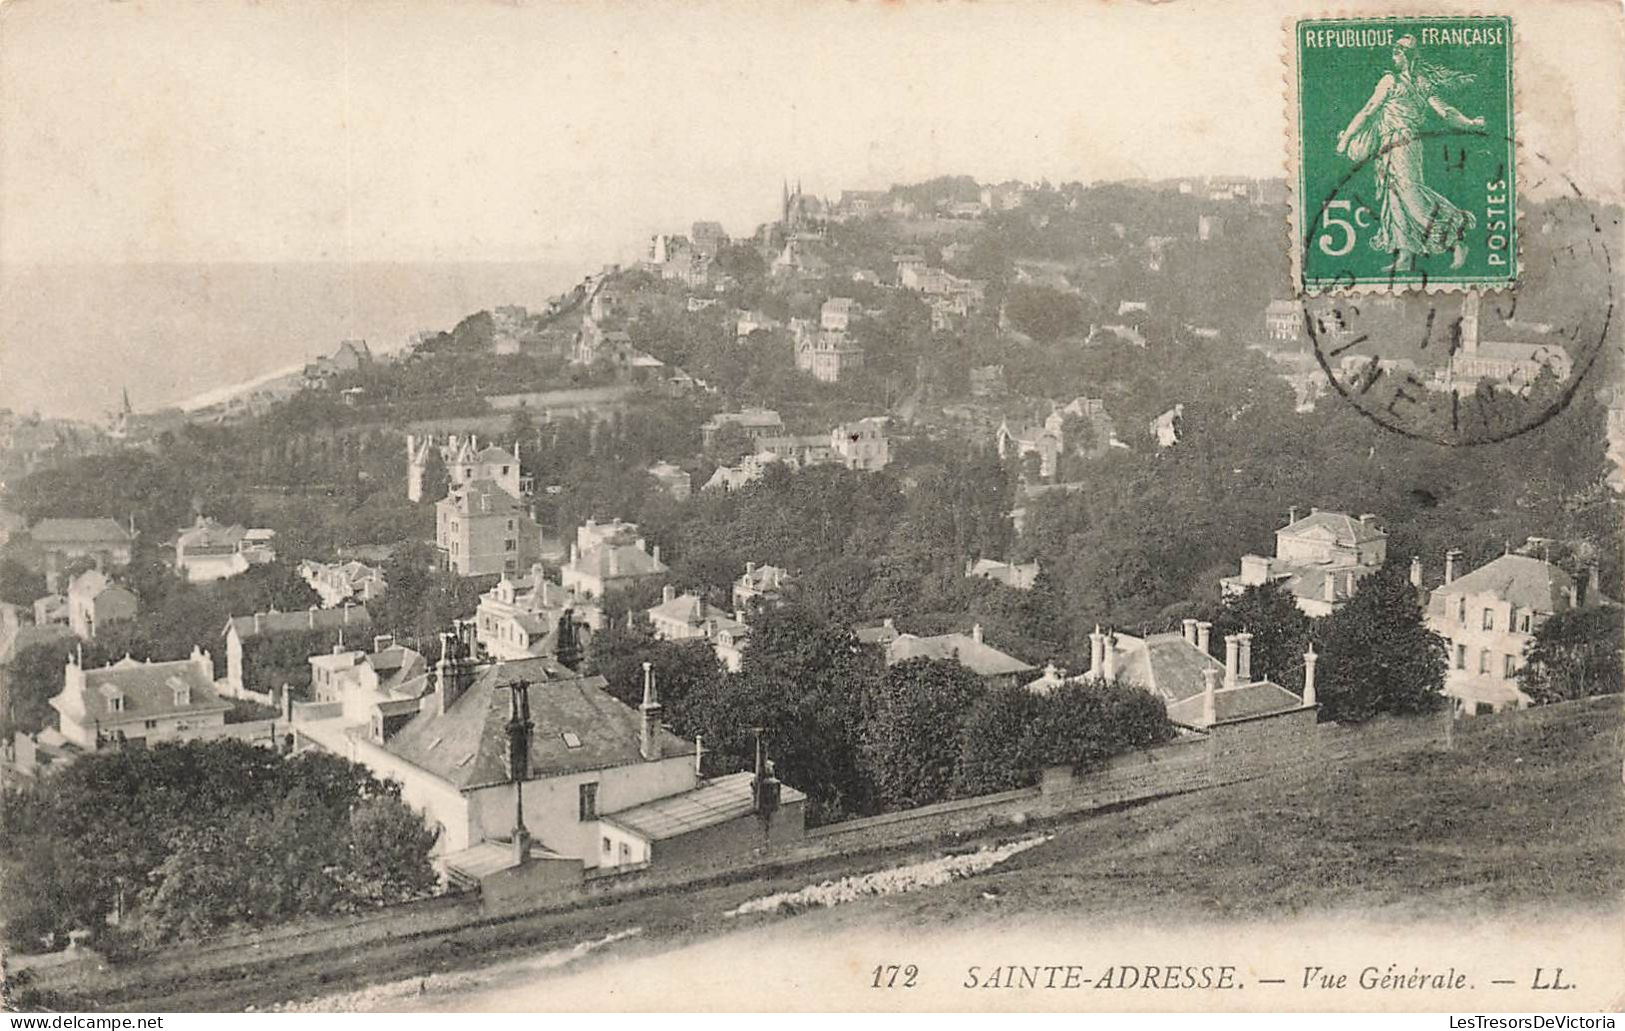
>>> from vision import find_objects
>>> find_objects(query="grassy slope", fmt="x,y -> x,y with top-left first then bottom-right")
834,698 -> 1623,928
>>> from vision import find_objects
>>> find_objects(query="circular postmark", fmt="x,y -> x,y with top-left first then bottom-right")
1302,135 -> 1615,447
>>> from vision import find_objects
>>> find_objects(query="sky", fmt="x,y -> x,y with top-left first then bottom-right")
1,0 -> 1622,268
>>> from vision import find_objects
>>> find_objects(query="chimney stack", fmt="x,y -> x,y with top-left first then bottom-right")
1288,506 -> 1299,525
639,662 -> 662,762
1196,620 -> 1212,654
1444,549 -> 1461,584
652,544 -> 662,565
1223,634 -> 1240,687
1236,631 -> 1252,682
1181,618 -> 1199,647
1102,631 -> 1118,680
1088,626 -> 1105,678
971,623 -> 984,645
1410,555 -> 1423,588
1201,667 -> 1219,727
662,584 -> 676,604
1302,645 -> 1318,707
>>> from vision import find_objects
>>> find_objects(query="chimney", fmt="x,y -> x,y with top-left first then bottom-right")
971,623 -> 984,645
374,634 -> 394,652
1359,513 -> 1378,527
569,542 -> 579,566
434,630 -> 475,715
254,612 -> 264,634
608,549 -> 620,577
662,584 -> 676,604
1236,631 -> 1252,682
734,608 -> 746,625
1196,620 -> 1212,654
342,605 -> 351,625
652,544 -> 662,565
1223,634 -> 1240,687
1302,645 -> 1318,707
1088,625 -> 1105,678
1410,555 -> 1423,588
746,561 -> 756,577
882,617 -> 895,632
1288,506 -> 1299,525
1444,549 -> 1461,584
308,609 -> 316,628
1181,618 -> 1198,647
1102,631 -> 1118,680
1201,667 -> 1219,726
639,662 -> 662,762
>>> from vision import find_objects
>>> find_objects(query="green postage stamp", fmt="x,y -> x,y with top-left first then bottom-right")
1292,16 -> 1516,292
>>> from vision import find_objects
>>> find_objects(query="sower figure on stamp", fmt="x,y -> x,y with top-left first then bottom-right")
1335,34 -> 1487,272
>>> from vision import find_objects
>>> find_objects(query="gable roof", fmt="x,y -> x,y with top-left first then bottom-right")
444,477 -> 525,514
177,518 -> 248,550
31,518 -> 131,546
1278,510 -> 1386,546
647,593 -> 746,635
570,540 -> 667,580
225,605 -> 373,640
381,658 -> 694,790
1436,554 -> 1576,613
1165,679 -> 1304,728
887,632 -> 1035,677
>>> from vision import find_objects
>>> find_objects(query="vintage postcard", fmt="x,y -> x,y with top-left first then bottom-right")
0,0 -> 1621,1019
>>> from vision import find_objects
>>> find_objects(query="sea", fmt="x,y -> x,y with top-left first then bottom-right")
0,260 -> 585,422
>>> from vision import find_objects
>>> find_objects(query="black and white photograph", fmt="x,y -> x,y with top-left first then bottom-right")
0,0 -> 1621,1016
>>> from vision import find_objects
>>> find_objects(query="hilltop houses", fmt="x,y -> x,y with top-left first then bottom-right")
49,649 -> 231,750
303,339 -> 372,389
1222,509 -> 1387,617
830,417 -> 891,471
308,640 -> 429,724
559,519 -> 668,600
476,564 -> 604,661
299,559 -> 389,608
647,461 -> 692,501
702,408 -> 785,449
174,517 -> 277,583
884,624 -> 1036,689
29,518 -> 133,592
436,479 -> 537,577
408,434 -> 526,503
1424,550 -> 1596,714
222,604 -> 374,699
996,398 -> 1114,479
967,558 -> 1040,591
1446,293 -> 1573,393
646,585 -> 752,672
733,563 -> 791,609
66,569 -> 137,640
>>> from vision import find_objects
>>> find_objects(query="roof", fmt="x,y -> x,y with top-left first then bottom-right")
1279,510 -> 1387,545
570,541 -> 666,581
647,593 -> 745,634
177,518 -> 247,550
469,445 -> 517,466
61,656 -> 229,723
704,408 -> 783,430
1435,554 -> 1576,613
603,771 -> 806,842
443,478 -> 525,514
737,564 -> 790,591
1475,340 -> 1572,363
382,658 -> 694,790
440,840 -> 567,880
855,621 -> 899,646
1114,632 -> 1225,704
225,605 -> 373,640
887,632 -> 1036,677
30,518 -> 131,546
1165,679 -> 1305,728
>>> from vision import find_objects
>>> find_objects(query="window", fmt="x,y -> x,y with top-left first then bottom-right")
619,842 -> 631,864
562,731 -> 582,749
602,836 -> 612,854
1478,650 -> 1491,674
1502,654 -> 1517,679
507,519 -> 515,531
1455,644 -> 1466,670
504,539 -> 516,551
1457,597 -> 1467,623
144,719 -> 158,730
1481,608 -> 1494,631
1518,612 -> 1532,633
578,782 -> 598,821
1475,702 -> 1495,716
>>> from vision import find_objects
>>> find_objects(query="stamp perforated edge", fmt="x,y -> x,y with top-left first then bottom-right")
1283,11 -> 1526,297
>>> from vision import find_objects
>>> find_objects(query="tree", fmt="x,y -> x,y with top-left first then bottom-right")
952,682 -> 1047,796
341,796 -> 441,904
419,447 -> 451,504
859,657 -> 984,809
1518,606 -> 1623,705
1029,677 -> 1174,771
0,556 -> 47,607
1316,564 -> 1447,722
1211,582 -> 1312,686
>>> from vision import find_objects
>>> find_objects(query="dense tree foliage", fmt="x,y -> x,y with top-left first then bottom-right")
0,741 -> 436,952
1315,565 -> 1448,722
1518,607 -> 1624,705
